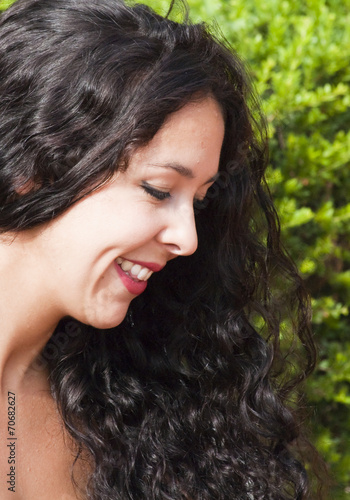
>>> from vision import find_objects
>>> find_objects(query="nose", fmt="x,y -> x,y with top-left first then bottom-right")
158,202 -> 198,257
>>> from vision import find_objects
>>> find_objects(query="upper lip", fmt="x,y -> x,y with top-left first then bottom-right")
119,258 -> 165,273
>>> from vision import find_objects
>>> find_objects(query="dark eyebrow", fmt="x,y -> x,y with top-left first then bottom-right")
147,162 -> 217,185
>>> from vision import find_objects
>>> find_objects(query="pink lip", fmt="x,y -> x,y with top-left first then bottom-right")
114,261 -> 148,295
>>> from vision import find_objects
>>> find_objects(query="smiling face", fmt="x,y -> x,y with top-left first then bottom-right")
30,97 -> 225,328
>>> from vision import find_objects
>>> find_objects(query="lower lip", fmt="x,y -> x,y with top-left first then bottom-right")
114,261 -> 148,295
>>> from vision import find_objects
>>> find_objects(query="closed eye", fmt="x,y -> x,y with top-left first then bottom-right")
141,182 -> 171,201
142,181 -> 206,208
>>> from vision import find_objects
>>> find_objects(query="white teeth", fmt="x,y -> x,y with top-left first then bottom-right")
120,260 -> 133,272
116,257 -> 154,282
145,269 -> 153,280
130,264 -> 142,276
137,267 -> 150,280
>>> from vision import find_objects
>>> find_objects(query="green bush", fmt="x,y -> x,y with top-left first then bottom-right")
0,0 -> 13,9
1,0 -> 349,497
142,1 -> 350,496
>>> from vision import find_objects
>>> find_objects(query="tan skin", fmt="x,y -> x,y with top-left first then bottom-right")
0,98 -> 225,498
0,368 -> 90,500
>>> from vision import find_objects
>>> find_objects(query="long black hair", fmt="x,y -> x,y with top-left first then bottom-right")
0,0 -> 324,498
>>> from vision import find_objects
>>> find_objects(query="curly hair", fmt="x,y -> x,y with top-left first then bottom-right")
0,0 -> 325,498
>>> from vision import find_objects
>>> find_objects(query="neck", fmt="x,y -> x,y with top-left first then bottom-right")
0,231 -> 60,396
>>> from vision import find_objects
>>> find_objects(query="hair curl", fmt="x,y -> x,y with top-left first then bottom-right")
0,0 -> 325,498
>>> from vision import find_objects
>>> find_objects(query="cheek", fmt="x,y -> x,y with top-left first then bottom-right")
110,206 -> 162,245
42,197 -> 161,279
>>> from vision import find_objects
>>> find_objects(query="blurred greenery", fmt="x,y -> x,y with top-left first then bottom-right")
0,0 -> 12,8
1,0 -> 349,497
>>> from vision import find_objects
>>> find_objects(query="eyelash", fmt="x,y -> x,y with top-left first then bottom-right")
141,182 -> 204,205
142,183 -> 171,201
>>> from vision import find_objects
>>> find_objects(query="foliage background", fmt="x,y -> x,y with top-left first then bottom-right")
1,0 -> 349,497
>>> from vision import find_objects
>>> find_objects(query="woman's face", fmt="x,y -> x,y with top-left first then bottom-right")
31,97 -> 225,328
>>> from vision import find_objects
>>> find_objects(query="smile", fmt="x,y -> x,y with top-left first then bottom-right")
114,257 -> 157,296
116,257 -> 153,282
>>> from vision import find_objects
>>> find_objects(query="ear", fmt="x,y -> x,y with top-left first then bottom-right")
14,177 -> 40,196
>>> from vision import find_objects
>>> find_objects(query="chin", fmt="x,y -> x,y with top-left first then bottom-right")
87,314 -> 127,330
85,305 -> 129,330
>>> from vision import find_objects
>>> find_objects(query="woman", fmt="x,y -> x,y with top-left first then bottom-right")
0,0 -> 323,498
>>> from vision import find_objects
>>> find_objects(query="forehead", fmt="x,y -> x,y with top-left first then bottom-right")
127,97 -> 225,181
157,97 -> 224,146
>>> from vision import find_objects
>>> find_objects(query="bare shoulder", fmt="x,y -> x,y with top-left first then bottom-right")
0,373 -> 91,500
